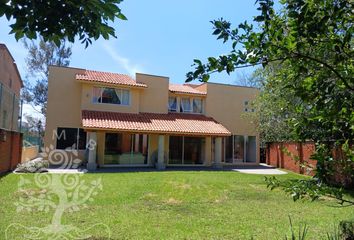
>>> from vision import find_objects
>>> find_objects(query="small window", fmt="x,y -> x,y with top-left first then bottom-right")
244,100 -> 251,112
168,97 -> 177,112
93,87 -> 130,105
181,98 -> 192,112
193,98 -> 203,113
56,128 -> 87,150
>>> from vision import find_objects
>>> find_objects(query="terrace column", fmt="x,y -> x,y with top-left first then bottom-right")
157,135 -> 165,170
214,137 -> 222,169
87,132 -> 97,171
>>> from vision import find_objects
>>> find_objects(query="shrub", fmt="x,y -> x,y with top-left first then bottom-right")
340,220 -> 354,240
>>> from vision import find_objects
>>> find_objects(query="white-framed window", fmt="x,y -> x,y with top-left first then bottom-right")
178,97 -> 203,113
192,98 -> 203,113
93,87 -> 130,105
168,97 -> 177,112
180,98 -> 192,112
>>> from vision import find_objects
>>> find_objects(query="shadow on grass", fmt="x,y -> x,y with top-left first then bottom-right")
90,165 -> 276,174
0,171 -> 10,181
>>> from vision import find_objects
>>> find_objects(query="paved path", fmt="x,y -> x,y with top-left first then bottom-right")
47,168 -> 87,174
92,163 -> 287,174
232,168 -> 287,175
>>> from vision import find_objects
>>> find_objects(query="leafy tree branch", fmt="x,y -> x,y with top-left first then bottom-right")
0,0 -> 127,47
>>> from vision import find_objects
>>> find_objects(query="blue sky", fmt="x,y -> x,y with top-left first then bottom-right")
0,0 -> 261,87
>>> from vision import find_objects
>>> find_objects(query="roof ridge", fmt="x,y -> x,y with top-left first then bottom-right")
81,69 -> 133,78
76,69 -> 147,88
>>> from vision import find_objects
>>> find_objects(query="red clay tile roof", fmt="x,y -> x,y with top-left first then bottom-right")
76,70 -> 147,88
82,110 -> 230,136
169,84 -> 206,95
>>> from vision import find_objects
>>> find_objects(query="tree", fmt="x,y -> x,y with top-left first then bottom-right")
187,0 -> 353,191
235,70 -> 262,88
0,0 -> 127,47
244,64 -> 300,143
22,38 -> 72,115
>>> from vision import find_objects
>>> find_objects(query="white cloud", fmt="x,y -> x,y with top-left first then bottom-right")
101,43 -> 144,77
21,103 -> 45,123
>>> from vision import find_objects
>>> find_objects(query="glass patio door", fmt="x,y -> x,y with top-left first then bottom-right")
104,132 -> 148,165
222,135 -> 256,163
168,136 -> 205,165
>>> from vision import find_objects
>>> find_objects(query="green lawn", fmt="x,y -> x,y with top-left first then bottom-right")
0,171 -> 353,239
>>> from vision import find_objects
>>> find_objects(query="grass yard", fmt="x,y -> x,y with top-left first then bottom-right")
0,171 -> 353,239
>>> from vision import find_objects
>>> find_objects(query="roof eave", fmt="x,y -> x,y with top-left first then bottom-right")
76,79 -> 147,89
169,91 -> 207,96
81,126 -> 231,137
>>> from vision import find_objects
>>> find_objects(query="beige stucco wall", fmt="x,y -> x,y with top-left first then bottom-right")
136,73 -> 169,113
45,66 -> 143,150
44,66 -> 85,149
204,83 -> 260,163
204,83 -> 258,135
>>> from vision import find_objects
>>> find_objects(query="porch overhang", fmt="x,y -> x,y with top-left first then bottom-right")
81,110 -> 231,137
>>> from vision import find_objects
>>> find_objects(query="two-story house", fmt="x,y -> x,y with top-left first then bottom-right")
0,43 -> 23,172
44,66 -> 259,170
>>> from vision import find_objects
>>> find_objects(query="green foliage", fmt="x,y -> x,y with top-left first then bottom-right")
339,220 -> 354,240
311,141 -> 354,188
326,224 -> 341,240
265,176 -> 354,206
284,216 -> 309,240
187,0 -> 354,145
187,0 -> 354,195
0,0 -> 127,47
244,64 -> 301,143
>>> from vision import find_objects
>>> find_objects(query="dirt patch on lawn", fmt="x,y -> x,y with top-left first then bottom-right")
164,197 -> 182,205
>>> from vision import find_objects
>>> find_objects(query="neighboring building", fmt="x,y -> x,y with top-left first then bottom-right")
0,43 -> 23,172
44,66 -> 259,170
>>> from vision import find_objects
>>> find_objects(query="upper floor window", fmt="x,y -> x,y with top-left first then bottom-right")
181,98 -> 192,113
171,97 -> 203,114
192,98 -> 203,113
93,87 -> 130,105
168,97 -> 177,112
244,100 -> 255,112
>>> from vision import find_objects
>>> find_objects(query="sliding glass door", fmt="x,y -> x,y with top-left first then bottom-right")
246,136 -> 257,162
223,135 -> 256,163
233,135 -> 245,163
169,136 -> 183,164
104,132 -> 148,165
168,136 -> 205,165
